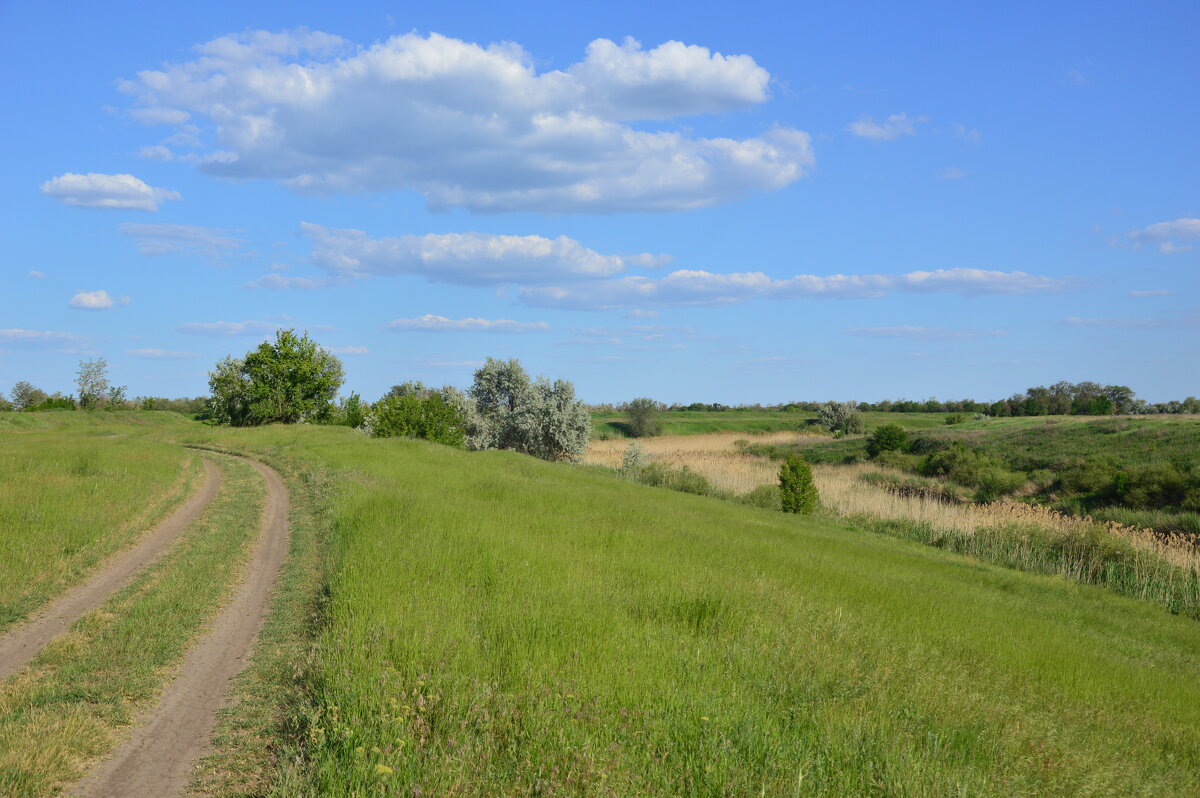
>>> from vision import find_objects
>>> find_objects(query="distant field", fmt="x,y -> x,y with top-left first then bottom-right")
590,409 -> 964,438
180,420 -> 1200,796
0,411 -> 200,632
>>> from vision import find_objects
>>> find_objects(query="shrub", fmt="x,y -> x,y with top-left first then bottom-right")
9,381 -> 47,410
866,424 -> 908,457
944,413 -> 967,425
368,393 -> 466,447
779,455 -> 819,514
874,449 -> 920,472
621,442 -> 648,471
623,397 -> 664,437
739,484 -> 782,510
628,463 -> 714,496
817,401 -> 864,436
469,358 -> 591,461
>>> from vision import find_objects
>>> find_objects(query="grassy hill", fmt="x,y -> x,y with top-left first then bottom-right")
591,409 -> 961,439
182,420 -> 1200,796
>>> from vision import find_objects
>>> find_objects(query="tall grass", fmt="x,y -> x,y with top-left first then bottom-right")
179,423 -> 1200,796
0,418 -> 198,631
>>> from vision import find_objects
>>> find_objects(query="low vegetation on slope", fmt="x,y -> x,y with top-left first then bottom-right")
183,421 -> 1200,797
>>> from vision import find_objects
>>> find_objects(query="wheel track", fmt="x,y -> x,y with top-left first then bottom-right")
0,457 -> 222,682
73,454 -> 290,798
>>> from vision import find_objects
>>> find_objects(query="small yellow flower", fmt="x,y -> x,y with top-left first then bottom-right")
375,764 -> 394,776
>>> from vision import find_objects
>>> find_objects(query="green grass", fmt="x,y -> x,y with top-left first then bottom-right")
591,409 -> 811,438
0,412 -> 201,632
175,422 -> 1200,797
0,452 -> 264,796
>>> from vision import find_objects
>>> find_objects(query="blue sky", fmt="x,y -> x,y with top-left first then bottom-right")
2,0 -> 1196,404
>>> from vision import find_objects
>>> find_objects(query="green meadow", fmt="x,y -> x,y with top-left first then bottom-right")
177,420 -> 1200,797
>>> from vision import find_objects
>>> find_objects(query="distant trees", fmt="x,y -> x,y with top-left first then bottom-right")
10,381 -> 47,410
205,330 -> 344,426
779,456 -> 819,514
817,401 -> 864,436
75,358 -> 126,410
623,397 -> 664,437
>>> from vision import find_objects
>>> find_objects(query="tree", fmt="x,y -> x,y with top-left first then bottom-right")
367,392 -> 465,446
206,330 -> 344,426
469,358 -> 591,461
76,358 -> 114,409
866,424 -> 907,457
624,397 -> 663,437
10,381 -> 47,411
342,393 -> 366,429
779,455 -> 819,514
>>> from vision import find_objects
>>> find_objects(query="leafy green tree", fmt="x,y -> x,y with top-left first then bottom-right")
624,397 -> 663,437
817,401 -> 865,436
866,424 -> 908,457
779,455 -> 819,514
342,393 -> 366,428
205,330 -> 344,426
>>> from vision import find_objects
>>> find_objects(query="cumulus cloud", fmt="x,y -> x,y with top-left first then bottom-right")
177,320 -> 280,336
844,326 -> 1005,340
520,267 -> 1069,310
119,30 -> 810,212
847,113 -> 926,141
69,289 -> 129,310
304,223 -> 670,286
388,314 -> 549,333
41,172 -> 180,211
127,348 -> 199,358
1127,218 -> 1200,254
120,223 -> 241,259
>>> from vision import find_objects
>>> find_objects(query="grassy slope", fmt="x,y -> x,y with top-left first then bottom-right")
0,411 -> 201,632
180,422 -> 1200,797
0,452 -> 263,796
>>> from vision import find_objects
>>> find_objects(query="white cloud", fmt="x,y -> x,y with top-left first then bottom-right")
41,172 -> 180,211
120,223 -> 241,259
1064,315 -> 1198,329
953,124 -> 981,144
245,273 -> 331,290
138,145 -> 175,161
177,320 -> 280,336
388,314 -> 549,333
1129,289 -> 1173,297
1127,218 -> 1200,254
69,289 -> 125,310
938,167 -> 967,180
119,30 -> 810,212
304,223 -> 669,286
520,267 -> 1068,310
28,270 -> 46,278
323,345 -> 369,355
845,326 -> 1005,340
0,328 -> 85,348
127,348 -> 199,358
625,308 -> 660,318
847,113 -> 926,141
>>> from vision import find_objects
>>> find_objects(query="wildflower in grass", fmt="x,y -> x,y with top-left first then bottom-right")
375,764 -> 394,776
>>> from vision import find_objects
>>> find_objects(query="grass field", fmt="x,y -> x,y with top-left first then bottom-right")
0,452 -> 263,795
0,412 -> 201,632
177,421 -> 1200,797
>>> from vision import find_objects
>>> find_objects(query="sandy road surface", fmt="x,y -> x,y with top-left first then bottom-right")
0,458 -> 221,681
74,455 -> 290,798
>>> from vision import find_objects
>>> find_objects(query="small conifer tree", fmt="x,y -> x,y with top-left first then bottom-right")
779,455 -> 819,514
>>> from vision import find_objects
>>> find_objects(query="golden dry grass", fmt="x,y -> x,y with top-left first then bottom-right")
589,433 -> 1200,572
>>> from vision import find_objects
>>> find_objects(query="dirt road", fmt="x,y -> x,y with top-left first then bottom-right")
74,455 -> 290,798
0,457 -> 222,681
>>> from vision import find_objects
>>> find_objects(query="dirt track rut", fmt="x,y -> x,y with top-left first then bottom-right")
74,455 -> 290,798
0,458 -> 222,681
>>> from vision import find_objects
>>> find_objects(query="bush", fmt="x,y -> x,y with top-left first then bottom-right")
627,463 -> 715,496
623,397 -> 664,438
866,424 -> 907,457
874,449 -> 920,472
817,401 -> 864,436
779,456 -> 819,514
367,393 -> 466,447
469,358 -> 591,461
206,330 -> 344,426
621,442 -> 648,471
739,484 -> 781,510
944,413 -> 967,425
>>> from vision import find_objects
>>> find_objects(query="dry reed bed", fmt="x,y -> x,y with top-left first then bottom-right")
587,433 -> 1200,572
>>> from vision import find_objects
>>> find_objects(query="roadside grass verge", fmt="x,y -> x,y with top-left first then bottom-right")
0,454 -> 263,796
180,424 -> 1200,796
0,421 -> 199,633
